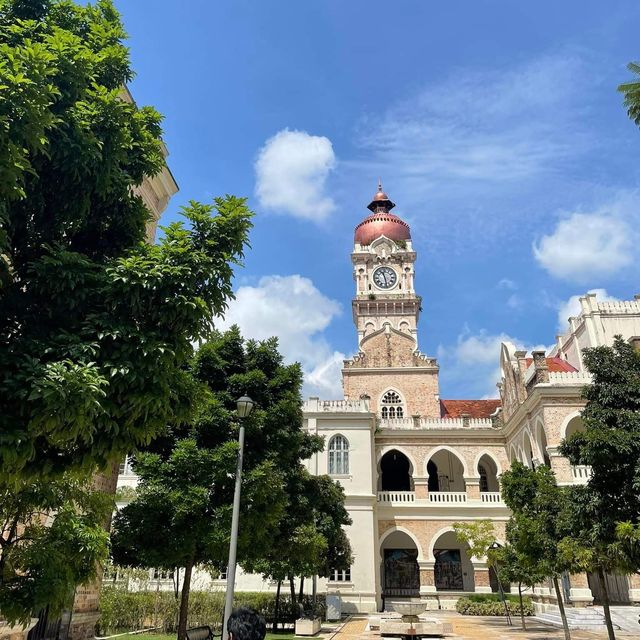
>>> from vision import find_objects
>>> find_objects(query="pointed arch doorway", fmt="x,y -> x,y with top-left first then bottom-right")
380,530 -> 420,599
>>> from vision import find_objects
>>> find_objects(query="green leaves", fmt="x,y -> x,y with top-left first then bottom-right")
619,62 -> 640,127
0,474 -> 112,625
557,336 -> 640,579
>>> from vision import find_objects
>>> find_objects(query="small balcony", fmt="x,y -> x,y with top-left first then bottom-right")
428,491 -> 467,503
377,491 -> 416,504
480,491 -> 502,503
376,490 -> 503,506
571,464 -> 592,484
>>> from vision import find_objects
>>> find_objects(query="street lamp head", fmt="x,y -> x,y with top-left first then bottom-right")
489,541 -> 503,551
236,396 -> 254,418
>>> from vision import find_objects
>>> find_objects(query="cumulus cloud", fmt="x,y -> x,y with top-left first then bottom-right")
255,129 -> 336,220
556,288 -> 619,332
216,275 -> 345,397
438,328 -> 551,399
533,213 -> 634,283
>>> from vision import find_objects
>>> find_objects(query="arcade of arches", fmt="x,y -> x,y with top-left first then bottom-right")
379,526 -> 499,599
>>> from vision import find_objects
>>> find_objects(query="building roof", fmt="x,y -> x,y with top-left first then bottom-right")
440,399 -> 501,419
354,182 -> 411,246
524,356 -> 577,372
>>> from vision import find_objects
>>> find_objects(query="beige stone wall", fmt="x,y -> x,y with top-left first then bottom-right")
377,519 -> 506,562
344,369 -> 440,418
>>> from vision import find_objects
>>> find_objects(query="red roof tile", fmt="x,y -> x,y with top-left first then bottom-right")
524,356 -> 577,373
440,399 -> 501,419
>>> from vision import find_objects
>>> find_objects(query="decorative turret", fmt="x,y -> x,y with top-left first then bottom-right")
354,180 -> 411,246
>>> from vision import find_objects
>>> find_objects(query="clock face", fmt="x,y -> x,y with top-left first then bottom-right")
373,266 -> 397,289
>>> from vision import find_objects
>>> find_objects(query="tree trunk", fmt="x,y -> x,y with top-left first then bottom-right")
299,576 -> 305,602
289,575 -> 296,606
597,567 -> 616,640
177,558 -> 194,640
273,580 -> 282,632
518,582 -> 526,631
552,576 -> 571,640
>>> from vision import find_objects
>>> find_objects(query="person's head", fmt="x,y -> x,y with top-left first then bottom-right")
227,607 -> 266,640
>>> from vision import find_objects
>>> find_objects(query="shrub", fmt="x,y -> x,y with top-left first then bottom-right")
97,588 -> 326,634
455,595 -> 534,616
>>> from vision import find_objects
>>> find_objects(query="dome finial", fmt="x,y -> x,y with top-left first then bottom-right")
367,179 -> 395,212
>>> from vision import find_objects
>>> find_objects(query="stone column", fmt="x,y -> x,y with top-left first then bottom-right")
69,459 -> 121,640
472,562 -> 493,594
418,561 -> 437,595
546,447 -> 573,485
569,573 -> 593,607
465,478 -> 480,501
629,573 -> 640,602
532,350 -> 550,384
414,477 -> 428,500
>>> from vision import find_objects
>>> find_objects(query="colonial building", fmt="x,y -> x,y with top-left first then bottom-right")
116,183 -> 640,615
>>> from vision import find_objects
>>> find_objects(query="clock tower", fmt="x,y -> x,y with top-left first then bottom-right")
342,183 -> 441,418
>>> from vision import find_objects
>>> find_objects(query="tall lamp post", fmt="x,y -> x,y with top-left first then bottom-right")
222,395 -> 255,640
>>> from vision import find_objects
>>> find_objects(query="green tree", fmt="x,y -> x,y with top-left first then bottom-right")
453,521 -> 520,625
247,469 -> 352,629
0,476 -> 111,624
501,462 -> 575,640
111,328 -> 324,640
619,62 -> 640,126
0,0 -> 251,622
496,529 -> 549,630
0,0 -> 252,479
559,336 -> 640,640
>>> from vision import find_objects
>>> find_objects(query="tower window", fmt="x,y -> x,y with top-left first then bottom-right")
381,391 -> 404,419
328,435 -> 349,475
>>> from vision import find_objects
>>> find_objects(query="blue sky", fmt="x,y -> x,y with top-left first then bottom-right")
116,0 -> 640,399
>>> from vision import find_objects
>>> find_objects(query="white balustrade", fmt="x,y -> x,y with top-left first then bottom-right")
377,491 -> 416,503
428,491 -> 467,503
480,492 -> 502,503
303,398 -> 370,412
378,417 -> 494,430
571,465 -> 592,483
548,371 -> 593,384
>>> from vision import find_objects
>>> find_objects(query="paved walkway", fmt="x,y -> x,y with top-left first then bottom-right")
328,613 -> 638,640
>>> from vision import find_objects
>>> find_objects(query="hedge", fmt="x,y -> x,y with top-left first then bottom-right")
98,589 -> 326,634
455,594 -> 534,616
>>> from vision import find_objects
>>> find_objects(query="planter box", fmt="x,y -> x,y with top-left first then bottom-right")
295,617 -> 321,636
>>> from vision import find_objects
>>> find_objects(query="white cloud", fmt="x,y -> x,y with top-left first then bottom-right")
556,288 -> 619,332
498,278 -> 517,290
353,52 -> 587,189
254,129 -> 336,220
438,328 -> 552,399
216,275 -> 344,397
533,212 -> 634,283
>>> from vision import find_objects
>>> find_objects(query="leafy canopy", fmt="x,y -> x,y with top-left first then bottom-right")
111,326 -> 325,574
559,336 -> 640,574
0,475 -> 111,624
0,0 -> 253,477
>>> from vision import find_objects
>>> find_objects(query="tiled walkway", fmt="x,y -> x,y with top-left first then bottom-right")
328,613 -> 638,640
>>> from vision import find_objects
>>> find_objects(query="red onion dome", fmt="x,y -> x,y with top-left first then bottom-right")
354,181 -> 411,246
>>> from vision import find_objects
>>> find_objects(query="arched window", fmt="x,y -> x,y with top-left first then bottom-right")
328,435 -> 349,475
479,465 -> 489,492
381,391 -> 404,419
